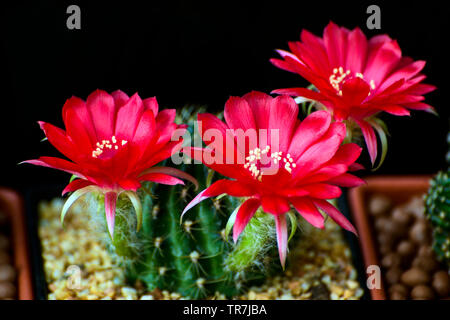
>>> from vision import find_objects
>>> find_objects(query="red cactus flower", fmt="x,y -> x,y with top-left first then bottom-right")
270,22 -> 436,165
23,89 -> 196,238
182,91 -> 364,267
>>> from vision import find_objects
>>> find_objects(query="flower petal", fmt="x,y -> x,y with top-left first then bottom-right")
104,192 -> 118,239
182,179 -> 254,218
118,179 -> 141,191
224,96 -> 256,131
111,90 -> 130,108
380,105 -> 411,116
323,21 -> 348,68
61,185 -> 98,227
115,93 -> 144,140
155,109 -> 176,145
313,199 -> 357,235
288,110 -> 332,161
38,121 -> 78,161
86,89 -> 117,140
139,166 -> 198,190
364,38 -> 402,85
356,119 -> 377,165
326,143 -> 362,167
345,27 -> 368,73
261,196 -> 290,215
233,198 -> 261,243
268,95 -> 299,152
327,173 -> 365,187
62,96 -> 97,146
143,97 -> 158,116
139,173 -> 185,186
290,197 -> 324,229
298,164 -> 348,185
341,77 -> 370,106
132,109 -> 156,152
63,99 -> 96,152
62,179 -> 94,196
299,184 -> 342,199
123,191 -> 143,232
21,157 -> 87,179
271,88 -> 327,102
293,122 -> 346,177
182,147 -> 251,181
242,91 -> 273,130
274,214 -> 288,269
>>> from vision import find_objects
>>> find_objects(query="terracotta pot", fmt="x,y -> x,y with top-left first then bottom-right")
0,187 -> 34,300
347,175 -> 432,300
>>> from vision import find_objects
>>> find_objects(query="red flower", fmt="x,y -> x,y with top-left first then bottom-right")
23,89 -> 195,238
270,22 -> 436,165
182,91 -> 364,267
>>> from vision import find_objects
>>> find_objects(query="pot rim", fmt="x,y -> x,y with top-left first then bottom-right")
348,174 -> 432,300
0,187 -> 34,300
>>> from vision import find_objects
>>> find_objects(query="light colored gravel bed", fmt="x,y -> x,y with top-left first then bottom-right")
38,198 -> 363,300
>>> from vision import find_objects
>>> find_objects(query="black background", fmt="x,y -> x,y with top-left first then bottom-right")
1,0 -> 448,193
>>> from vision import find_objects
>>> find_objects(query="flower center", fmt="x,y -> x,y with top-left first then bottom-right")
329,67 -> 375,96
91,135 -> 128,158
243,146 -> 296,181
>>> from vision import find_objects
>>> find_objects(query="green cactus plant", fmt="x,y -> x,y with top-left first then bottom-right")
425,132 -> 450,268
91,106 -> 284,298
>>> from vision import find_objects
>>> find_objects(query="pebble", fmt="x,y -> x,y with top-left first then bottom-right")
386,268 -> 402,285
411,285 -> 434,300
412,256 -> 439,273
389,283 -> 408,296
0,282 -> 16,299
432,271 -> 450,297
397,240 -> 415,258
390,290 -> 407,300
418,246 -> 434,258
369,195 -> 391,216
0,265 -> 15,283
391,208 -> 412,226
401,268 -> 430,287
409,222 -> 430,244
381,253 -> 401,269
370,194 -> 450,300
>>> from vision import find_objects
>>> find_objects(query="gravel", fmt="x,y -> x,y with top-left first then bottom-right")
39,198 -> 363,300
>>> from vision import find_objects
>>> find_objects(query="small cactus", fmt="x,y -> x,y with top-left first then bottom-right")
425,132 -> 450,268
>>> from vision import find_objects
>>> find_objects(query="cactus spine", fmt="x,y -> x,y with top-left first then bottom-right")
425,132 -> 450,268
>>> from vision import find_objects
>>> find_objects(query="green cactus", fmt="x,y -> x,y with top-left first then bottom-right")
91,106 -> 284,298
425,132 -> 450,268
